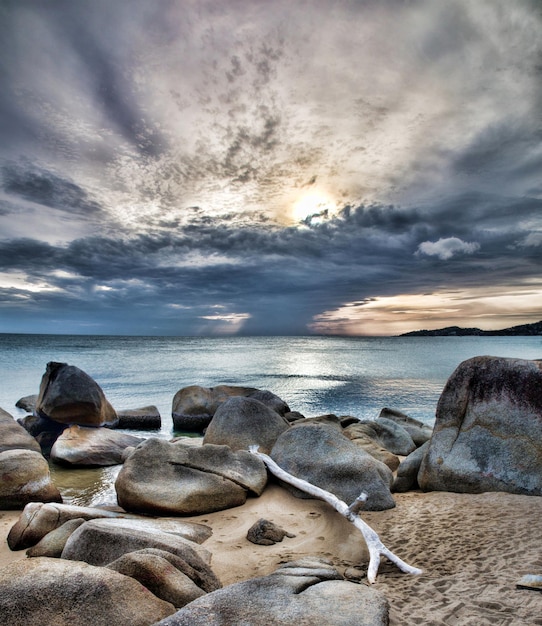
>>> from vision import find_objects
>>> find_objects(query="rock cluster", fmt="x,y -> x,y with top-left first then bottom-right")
0,408 -> 61,508
3,501 -> 219,624
3,354 -> 542,624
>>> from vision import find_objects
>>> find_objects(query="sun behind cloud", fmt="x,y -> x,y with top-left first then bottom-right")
291,189 -> 338,223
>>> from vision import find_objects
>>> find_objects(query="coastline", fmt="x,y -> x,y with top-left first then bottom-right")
2,486 -> 542,625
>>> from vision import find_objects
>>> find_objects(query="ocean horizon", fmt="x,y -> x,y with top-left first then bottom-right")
2,333 -> 541,430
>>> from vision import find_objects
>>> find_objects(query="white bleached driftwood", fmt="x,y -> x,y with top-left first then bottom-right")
249,445 -> 423,584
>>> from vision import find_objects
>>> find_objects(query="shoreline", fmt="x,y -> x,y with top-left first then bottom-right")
2,486 -> 542,624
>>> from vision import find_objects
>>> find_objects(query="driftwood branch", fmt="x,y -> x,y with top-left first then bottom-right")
249,446 -> 423,584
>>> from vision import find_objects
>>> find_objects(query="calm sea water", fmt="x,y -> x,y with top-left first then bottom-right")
1,334 -> 540,505
2,334 -> 541,427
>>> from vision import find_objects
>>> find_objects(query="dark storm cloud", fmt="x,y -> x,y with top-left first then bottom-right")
0,0 -> 541,334
1,162 -> 102,215
1,197 -> 539,333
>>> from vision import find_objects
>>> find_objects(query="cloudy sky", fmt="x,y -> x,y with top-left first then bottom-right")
1,0 -> 541,336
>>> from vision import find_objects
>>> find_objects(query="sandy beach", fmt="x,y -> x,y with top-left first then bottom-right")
2,484 -> 541,625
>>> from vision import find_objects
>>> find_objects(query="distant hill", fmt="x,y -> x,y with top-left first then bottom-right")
400,320 -> 542,337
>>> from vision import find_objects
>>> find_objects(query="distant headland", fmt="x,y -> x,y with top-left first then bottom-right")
400,320 -> 542,337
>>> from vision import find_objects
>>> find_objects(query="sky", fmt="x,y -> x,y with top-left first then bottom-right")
0,0 -> 541,336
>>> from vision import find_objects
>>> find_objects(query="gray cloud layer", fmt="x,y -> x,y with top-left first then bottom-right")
0,0 -> 541,334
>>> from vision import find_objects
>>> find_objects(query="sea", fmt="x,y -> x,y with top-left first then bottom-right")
1,334 -> 541,506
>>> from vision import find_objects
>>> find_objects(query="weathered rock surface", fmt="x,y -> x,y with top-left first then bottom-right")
8,501 -> 138,550
203,396 -> 291,454
26,518 -> 86,557
418,356 -> 542,494
116,438 -> 267,515
0,556 -> 175,626
8,501 -> 213,551
15,394 -> 38,413
153,557 -> 389,626
107,549 -> 209,607
61,519 -> 220,590
392,441 -> 430,493
16,413 -> 66,456
271,421 -> 395,511
246,518 -> 296,545
378,407 -> 433,446
172,384 -> 289,432
352,419 -> 416,456
0,407 -> 41,453
342,424 -> 400,471
114,405 -> 161,429
50,424 -> 144,466
0,449 -> 62,509
36,361 -> 117,427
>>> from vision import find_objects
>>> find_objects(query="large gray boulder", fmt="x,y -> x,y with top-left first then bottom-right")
418,356 -> 542,494
107,549 -> 209,607
0,557 -> 175,626
116,438 -> 267,515
36,361 -> 117,427
61,519 -> 220,592
271,422 -> 395,511
378,408 -> 433,446
153,557 -> 389,626
350,419 -> 416,456
0,449 -> 62,509
203,396 -> 291,454
0,407 -> 41,453
172,384 -> 289,432
50,424 -> 144,466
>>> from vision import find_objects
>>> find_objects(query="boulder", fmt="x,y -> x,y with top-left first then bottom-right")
78,517 -> 213,545
270,422 -> 395,511
26,518 -> 86,557
342,424 -> 400,471
61,519 -> 220,591
107,549 -> 208,607
172,384 -> 289,432
116,438 -> 267,515
378,408 -> 433,446
418,356 -> 542,495
153,557 -> 389,626
8,501 -> 213,551
50,424 -> 144,466
114,405 -> 161,429
246,518 -> 296,545
0,407 -> 41,453
353,419 -> 416,456
392,441 -> 430,493
15,394 -> 38,413
16,413 -> 66,456
203,396 -> 291,454
36,361 -> 117,427
8,502 -> 140,550
0,449 -> 62,509
0,557 -> 175,626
